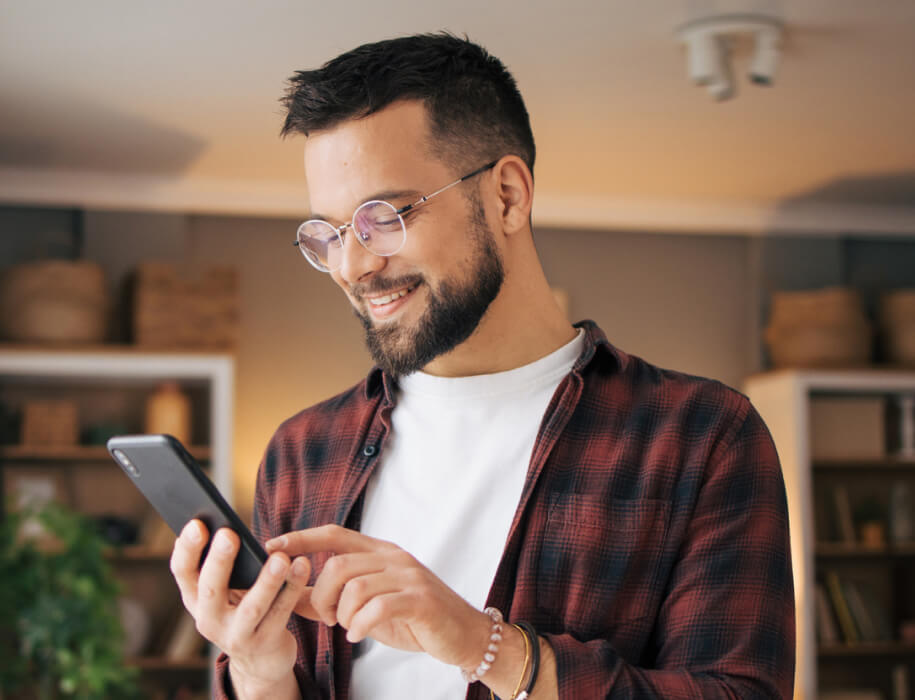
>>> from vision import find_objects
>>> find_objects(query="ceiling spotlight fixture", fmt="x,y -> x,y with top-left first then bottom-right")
677,14 -> 784,101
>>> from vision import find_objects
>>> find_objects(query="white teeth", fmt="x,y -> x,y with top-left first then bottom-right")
369,286 -> 413,306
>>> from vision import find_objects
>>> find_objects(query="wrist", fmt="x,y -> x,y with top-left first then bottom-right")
459,607 -> 504,682
229,659 -> 299,700
459,610 -> 538,700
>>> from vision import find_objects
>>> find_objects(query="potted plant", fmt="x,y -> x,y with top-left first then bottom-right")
0,502 -> 140,699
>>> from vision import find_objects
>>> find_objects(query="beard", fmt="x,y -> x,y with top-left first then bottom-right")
352,196 -> 504,377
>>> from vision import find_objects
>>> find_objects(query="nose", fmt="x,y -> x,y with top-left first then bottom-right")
337,229 -> 386,286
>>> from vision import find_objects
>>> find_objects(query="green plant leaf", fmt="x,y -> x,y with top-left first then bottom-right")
0,500 -> 141,699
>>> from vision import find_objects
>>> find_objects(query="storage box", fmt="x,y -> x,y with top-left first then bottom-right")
765,287 -> 872,369
132,263 -> 238,350
810,397 -> 886,460
879,290 -> 915,366
0,260 -> 108,344
20,400 -> 79,446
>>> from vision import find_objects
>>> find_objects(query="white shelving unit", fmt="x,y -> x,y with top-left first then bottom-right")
0,348 -> 234,495
0,346 -> 235,695
745,368 -> 915,700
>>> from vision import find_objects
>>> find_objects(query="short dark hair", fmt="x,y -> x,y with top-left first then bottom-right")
280,33 -> 535,177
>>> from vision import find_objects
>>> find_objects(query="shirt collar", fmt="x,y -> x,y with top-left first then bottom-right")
363,319 -> 621,401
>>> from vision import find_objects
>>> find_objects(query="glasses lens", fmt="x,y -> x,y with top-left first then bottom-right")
297,220 -> 343,271
353,201 -> 406,257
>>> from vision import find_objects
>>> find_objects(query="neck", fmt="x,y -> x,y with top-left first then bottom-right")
422,244 -> 576,378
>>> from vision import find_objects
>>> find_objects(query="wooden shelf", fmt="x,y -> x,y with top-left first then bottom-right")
813,457 -> 915,472
816,542 -> 915,558
818,641 -> 915,658
0,343 -> 233,357
105,545 -> 173,562
127,656 -> 210,671
0,444 -> 211,462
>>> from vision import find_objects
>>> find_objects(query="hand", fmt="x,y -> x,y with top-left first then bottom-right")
266,524 -> 490,671
169,519 -> 311,694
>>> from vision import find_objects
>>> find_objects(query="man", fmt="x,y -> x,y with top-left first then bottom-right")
170,34 -> 794,699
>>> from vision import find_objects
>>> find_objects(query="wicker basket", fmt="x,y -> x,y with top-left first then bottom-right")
132,263 -> 238,349
765,287 -> 872,368
768,287 -> 867,328
879,290 -> 915,366
21,400 -> 79,445
0,261 -> 108,344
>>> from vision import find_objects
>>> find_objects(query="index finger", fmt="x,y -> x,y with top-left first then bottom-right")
265,524 -> 395,557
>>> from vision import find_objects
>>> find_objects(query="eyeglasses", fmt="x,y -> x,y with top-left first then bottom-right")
294,159 -> 498,272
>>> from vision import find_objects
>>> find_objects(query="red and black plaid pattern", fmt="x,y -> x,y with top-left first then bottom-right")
215,320 -> 794,699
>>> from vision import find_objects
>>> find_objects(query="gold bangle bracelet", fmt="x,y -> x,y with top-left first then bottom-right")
510,623 -> 531,700
487,623 -> 531,700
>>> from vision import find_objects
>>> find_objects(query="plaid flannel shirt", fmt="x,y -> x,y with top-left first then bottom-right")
214,320 -> 794,699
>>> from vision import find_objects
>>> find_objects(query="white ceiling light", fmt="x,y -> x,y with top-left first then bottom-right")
677,14 -> 784,100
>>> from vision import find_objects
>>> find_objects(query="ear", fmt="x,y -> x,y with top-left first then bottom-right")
491,156 -> 533,236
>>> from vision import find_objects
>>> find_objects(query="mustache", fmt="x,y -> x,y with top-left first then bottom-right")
349,274 -> 424,300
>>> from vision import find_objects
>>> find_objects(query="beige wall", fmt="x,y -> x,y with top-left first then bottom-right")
535,227 -> 751,385
190,216 -> 371,520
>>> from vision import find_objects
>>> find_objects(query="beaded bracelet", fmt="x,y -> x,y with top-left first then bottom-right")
461,606 -> 504,684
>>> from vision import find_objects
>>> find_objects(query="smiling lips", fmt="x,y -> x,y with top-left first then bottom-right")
365,284 -> 418,318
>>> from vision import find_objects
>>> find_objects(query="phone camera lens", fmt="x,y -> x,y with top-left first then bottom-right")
113,449 -> 140,477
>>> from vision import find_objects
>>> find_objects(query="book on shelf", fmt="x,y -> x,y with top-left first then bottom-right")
832,485 -> 857,544
821,572 -> 893,646
893,664 -> 909,700
825,570 -> 859,644
842,579 -> 879,642
815,582 -> 840,644
854,581 -> 893,641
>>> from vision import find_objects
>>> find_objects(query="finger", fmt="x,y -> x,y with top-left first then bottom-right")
293,587 -> 320,622
311,552 -> 388,626
335,571 -> 401,635
230,551 -> 291,639
170,519 -> 208,613
256,556 -> 315,633
265,523 -> 396,557
195,527 -> 238,627
346,591 -> 414,644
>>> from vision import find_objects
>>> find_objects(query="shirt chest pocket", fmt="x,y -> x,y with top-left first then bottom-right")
536,493 -> 671,643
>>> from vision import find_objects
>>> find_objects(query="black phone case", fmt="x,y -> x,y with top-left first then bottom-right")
106,434 -> 266,589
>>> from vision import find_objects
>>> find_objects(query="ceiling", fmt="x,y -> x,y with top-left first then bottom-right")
1,0 -> 914,234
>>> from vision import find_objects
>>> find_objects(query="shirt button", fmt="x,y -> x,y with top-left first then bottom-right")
363,444 -> 376,457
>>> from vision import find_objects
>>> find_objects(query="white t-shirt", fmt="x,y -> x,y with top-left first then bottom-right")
350,330 -> 584,699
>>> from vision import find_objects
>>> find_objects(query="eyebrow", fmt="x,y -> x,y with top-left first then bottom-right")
309,188 -> 424,223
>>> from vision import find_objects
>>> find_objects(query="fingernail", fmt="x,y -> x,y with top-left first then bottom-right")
184,522 -> 202,543
270,556 -> 286,575
216,533 -> 233,553
269,535 -> 288,549
292,558 -> 308,577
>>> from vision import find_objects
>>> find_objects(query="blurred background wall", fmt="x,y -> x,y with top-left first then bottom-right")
4,208 -> 915,516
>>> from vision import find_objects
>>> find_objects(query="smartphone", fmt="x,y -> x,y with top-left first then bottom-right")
106,434 -> 267,589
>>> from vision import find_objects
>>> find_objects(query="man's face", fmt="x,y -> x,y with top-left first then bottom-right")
303,101 -> 504,376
